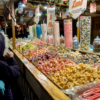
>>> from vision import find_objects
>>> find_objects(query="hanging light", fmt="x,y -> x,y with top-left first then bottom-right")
22,4 -> 26,7
44,6 -> 47,9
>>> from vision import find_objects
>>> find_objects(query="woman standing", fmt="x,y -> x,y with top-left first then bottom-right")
0,31 -> 20,100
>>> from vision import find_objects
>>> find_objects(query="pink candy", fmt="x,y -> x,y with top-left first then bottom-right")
64,22 -> 73,48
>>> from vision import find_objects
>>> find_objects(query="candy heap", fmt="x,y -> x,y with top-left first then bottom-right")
20,43 -> 37,51
48,63 -> 100,89
38,58 -> 76,75
38,51 -> 58,64
79,85 -> 100,100
24,48 -> 48,60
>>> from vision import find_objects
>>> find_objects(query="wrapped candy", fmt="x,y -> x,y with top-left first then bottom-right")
47,34 -> 54,44
80,16 -> 91,51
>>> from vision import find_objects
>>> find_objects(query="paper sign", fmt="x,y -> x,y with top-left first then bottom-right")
35,6 -> 39,24
69,0 -> 87,19
23,0 -> 27,4
62,12 -> 67,19
47,5 -> 55,34
90,2 -> 96,13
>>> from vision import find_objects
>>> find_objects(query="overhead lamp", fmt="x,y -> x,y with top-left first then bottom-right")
38,13 -> 41,16
44,6 -> 47,9
22,4 -> 26,7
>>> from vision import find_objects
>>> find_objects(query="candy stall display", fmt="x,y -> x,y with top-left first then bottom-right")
55,45 -> 70,55
64,19 -> 73,48
30,38 -> 41,45
24,48 -> 48,61
80,16 -> 91,51
36,25 -> 42,39
93,36 -> 100,53
41,24 -> 47,42
73,35 -> 79,49
38,57 -> 76,75
32,25 -> 37,38
48,63 -> 100,90
29,25 -> 37,38
66,51 -> 100,65
53,21 -> 60,45
9,38 -> 18,44
19,43 -> 37,52
34,51 -> 58,65
47,34 -> 54,44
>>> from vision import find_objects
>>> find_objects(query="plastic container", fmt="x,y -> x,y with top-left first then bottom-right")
93,36 -> 100,53
73,35 -> 79,49
80,16 -> 91,51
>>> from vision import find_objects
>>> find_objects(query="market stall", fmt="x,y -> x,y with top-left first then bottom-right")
5,0 -> 100,100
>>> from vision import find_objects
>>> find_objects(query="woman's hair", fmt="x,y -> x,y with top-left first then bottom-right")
0,32 -> 8,57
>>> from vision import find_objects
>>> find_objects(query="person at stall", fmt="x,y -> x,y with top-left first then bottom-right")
16,25 -> 22,38
0,31 -> 20,100
7,25 -> 12,39
21,23 -> 29,38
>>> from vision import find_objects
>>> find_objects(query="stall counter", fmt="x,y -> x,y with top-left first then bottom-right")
9,44 -> 70,100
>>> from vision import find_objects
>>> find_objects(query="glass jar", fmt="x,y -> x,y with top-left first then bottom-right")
73,35 -> 79,49
93,36 -> 100,53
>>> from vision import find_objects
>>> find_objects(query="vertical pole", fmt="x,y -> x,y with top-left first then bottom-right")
11,0 -> 16,49
77,17 -> 80,41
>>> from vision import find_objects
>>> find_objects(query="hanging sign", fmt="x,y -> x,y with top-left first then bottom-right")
69,0 -> 87,19
18,2 -> 23,14
23,0 -> 27,4
47,5 -> 55,34
62,12 -> 67,19
35,6 -> 39,24
90,2 -> 96,13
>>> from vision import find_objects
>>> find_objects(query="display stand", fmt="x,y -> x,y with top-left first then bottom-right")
9,43 -> 70,100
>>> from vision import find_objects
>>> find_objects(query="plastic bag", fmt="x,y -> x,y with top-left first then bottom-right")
61,81 -> 100,100
47,34 -> 54,44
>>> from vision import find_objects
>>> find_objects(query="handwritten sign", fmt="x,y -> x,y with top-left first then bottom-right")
47,6 -> 55,34
90,2 -> 96,13
69,0 -> 87,19
23,0 -> 27,4
35,6 -> 39,24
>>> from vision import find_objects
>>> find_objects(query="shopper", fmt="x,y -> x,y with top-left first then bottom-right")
0,32 -> 20,100
21,24 -> 29,38
15,25 -> 22,38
